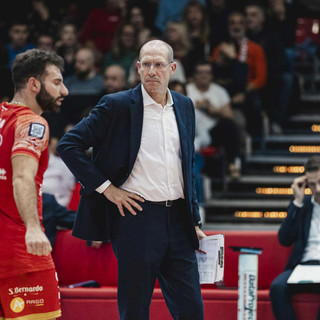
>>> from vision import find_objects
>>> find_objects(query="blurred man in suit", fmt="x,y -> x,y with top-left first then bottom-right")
270,156 -> 320,320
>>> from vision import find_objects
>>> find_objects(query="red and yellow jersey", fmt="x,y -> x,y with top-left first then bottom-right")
0,102 -> 54,279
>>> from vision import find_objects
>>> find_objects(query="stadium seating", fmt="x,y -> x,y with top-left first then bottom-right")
52,229 -> 320,320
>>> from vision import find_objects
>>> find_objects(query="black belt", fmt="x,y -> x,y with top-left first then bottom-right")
145,199 -> 182,207
301,260 -> 320,265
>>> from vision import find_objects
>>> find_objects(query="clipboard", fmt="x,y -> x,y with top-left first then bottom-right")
287,264 -> 320,284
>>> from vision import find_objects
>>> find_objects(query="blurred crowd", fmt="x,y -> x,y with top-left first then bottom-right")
1,0 -> 320,214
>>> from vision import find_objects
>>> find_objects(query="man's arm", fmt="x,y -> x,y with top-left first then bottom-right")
12,155 -> 52,256
56,102 -> 112,195
278,175 -> 307,246
189,97 -> 206,240
57,95 -> 145,215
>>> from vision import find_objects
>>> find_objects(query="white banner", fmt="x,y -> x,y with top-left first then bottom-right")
237,254 -> 258,320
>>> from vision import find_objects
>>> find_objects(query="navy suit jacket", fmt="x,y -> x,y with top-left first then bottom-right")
57,84 -> 201,249
278,195 -> 314,270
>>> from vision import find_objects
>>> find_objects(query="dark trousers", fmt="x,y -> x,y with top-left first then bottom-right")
233,91 -> 264,145
210,117 -> 242,165
112,199 -> 204,320
262,72 -> 294,125
270,261 -> 320,320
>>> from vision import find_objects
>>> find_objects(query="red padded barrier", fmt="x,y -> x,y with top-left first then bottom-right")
204,230 -> 292,289
53,230 -> 118,287
53,229 -> 320,320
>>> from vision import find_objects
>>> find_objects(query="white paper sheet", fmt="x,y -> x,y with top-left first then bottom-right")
287,264 -> 320,284
196,234 -> 224,284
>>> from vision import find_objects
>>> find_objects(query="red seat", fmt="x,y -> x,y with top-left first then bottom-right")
295,17 -> 320,44
199,146 -> 219,157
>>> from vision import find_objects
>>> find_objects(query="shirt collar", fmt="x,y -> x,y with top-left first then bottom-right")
311,196 -> 320,207
141,84 -> 173,108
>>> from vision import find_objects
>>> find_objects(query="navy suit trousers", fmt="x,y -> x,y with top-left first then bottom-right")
270,261 -> 320,320
111,199 -> 204,320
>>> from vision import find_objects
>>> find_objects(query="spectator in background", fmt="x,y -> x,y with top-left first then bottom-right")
79,0 -> 125,55
101,64 -> 127,96
56,1 -> 86,31
211,11 -> 266,140
270,156 -> 320,320
268,0 -> 297,68
26,0 -> 59,44
186,60 -> 242,178
182,1 -> 211,63
245,1 -> 294,135
60,46 -> 103,127
212,42 -> 248,99
55,22 -> 81,78
36,33 -> 55,51
211,43 -> 248,133
0,43 -> 14,102
5,20 -> 35,69
43,135 -> 77,208
154,0 -> 206,34
126,6 -> 152,47
169,79 -> 207,221
206,0 -> 231,51
102,22 -> 139,77
64,46 -> 104,96
165,21 -> 193,79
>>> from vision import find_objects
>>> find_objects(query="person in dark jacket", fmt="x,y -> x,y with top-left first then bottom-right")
245,2 -> 294,134
42,193 -> 76,246
270,156 -> 320,320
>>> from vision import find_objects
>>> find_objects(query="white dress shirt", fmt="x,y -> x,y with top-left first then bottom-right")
301,197 -> 320,262
96,85 -> 184,201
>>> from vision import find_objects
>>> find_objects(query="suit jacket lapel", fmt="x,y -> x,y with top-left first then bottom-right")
172,93 -> 188,173
304,198 -> 314,244
129,84 -> 144,172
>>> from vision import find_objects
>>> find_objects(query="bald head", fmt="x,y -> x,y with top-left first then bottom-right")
76,47 -> 95,63
103,64 -> 126,93
139,40 -> 174,63
74,47 -> 96,77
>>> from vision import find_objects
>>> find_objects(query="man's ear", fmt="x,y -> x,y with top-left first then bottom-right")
170,62 -> 177,75
136,61 -> 142,75
28,77 -> 41,94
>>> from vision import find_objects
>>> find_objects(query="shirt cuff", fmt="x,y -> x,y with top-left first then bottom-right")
293,199 -> 304,208
194,220 -> 202,228
96,180 -> 111,194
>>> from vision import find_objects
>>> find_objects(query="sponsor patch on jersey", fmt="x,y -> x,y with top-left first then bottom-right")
28,123 -> 45,139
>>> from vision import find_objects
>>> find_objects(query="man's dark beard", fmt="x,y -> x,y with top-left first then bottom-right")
36,83 -> 60,113
76,69 -> 91,79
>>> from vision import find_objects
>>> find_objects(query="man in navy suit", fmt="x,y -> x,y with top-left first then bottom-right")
270,156 -> 320,320
57,40 -> 206,320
